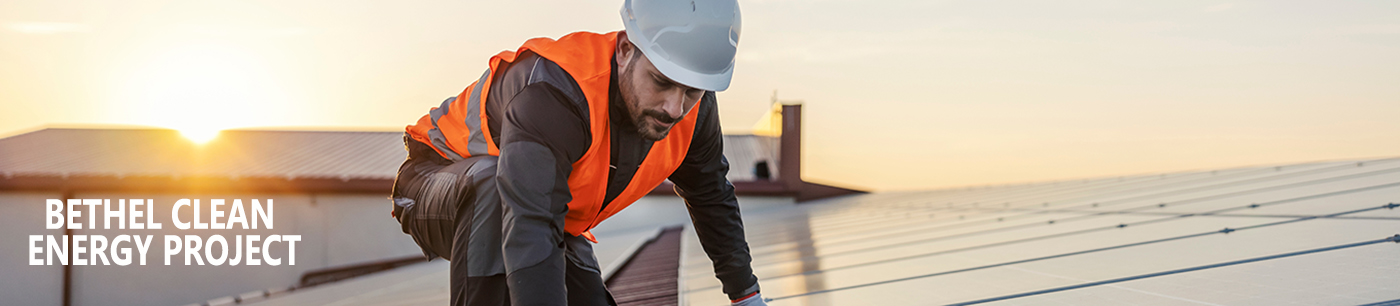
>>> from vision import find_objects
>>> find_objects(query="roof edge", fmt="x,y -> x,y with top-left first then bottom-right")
0,174 -> 392,194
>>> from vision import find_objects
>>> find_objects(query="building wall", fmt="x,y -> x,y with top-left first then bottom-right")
0,191 -> 421,306
1,191 -> 789,306
0,191 -> 66,306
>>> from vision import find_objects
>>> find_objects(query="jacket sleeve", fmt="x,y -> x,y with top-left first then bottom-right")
496,82 -> 590,305
669,92 -> 761,300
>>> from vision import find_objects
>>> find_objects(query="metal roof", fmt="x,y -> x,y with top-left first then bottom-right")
722,135 -> 779,182
0,128 -> 406,181
606,227 -> 684,306
681,157 -> 1400,305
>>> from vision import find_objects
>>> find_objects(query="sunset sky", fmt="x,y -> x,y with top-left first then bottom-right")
2,0 -> 1398,190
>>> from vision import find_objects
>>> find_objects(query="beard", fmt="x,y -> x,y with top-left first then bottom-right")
633,109 -> 676,141
618,66 -> 677,141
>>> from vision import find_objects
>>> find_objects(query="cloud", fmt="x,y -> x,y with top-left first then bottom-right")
1204,3 -> 1234,13
6,22 -> 91,35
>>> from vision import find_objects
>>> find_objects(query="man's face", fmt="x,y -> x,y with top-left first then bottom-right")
617,39 -> 704,141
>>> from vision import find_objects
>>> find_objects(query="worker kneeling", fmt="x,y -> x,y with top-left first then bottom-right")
390,0 -> 764,305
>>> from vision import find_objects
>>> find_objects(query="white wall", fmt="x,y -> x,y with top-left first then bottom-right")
0,192 -> 66,306
0,191 -> 421,306
1,192 -> 789,306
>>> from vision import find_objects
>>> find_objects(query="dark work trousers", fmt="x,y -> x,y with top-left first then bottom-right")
392,144 -> 617,306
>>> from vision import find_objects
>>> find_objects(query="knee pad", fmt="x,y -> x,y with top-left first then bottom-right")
392,156 -> 499,261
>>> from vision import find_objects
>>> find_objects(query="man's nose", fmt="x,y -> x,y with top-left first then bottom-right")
660,90 -> 685,119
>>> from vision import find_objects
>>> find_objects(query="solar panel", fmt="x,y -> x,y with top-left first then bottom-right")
681,158 -> 1400,306
983,239 -> 1400,306
237,158 -> 1397,305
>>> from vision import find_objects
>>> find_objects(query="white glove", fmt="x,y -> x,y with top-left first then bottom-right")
731,292 -> 767,306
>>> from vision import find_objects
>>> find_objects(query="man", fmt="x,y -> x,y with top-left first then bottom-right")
390,0 -> 765,305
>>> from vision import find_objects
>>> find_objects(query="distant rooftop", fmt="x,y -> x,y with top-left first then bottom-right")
0,128 -> 403,193
0,128 -> 403,181
0,127 -> 846,196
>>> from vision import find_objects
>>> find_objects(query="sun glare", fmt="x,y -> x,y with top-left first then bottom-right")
180,128 -> 222,144
116,41 -> 290,141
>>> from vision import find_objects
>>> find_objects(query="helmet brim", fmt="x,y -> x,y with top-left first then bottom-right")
620,0 -> 737,92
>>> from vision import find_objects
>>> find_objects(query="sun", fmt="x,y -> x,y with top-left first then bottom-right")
117,41 -> 288,143
179,128 -> 223,144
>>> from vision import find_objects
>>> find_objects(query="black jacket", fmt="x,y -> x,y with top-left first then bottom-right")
483,52 -> 759,303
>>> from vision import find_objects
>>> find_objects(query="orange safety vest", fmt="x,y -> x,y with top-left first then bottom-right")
405,31 -> 700,241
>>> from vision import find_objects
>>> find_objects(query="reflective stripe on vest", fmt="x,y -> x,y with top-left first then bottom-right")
407,69 -> 496,161
405,31 -> 700,239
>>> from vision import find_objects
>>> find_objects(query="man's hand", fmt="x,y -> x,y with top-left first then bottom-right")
731,292 -> 767,306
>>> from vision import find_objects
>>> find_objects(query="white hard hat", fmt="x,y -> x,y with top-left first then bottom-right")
620,0 -> 741,92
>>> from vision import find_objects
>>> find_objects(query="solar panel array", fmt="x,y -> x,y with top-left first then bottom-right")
681,158 -> 1400,305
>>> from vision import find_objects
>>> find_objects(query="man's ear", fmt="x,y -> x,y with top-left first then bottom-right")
616,31 -> 634,70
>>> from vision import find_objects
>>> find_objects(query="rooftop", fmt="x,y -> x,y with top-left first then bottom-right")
681,157 -> 1400,305
244,156 -> 1400,305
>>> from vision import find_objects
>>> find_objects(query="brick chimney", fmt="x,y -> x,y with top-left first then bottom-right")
779,104 -> 803,191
